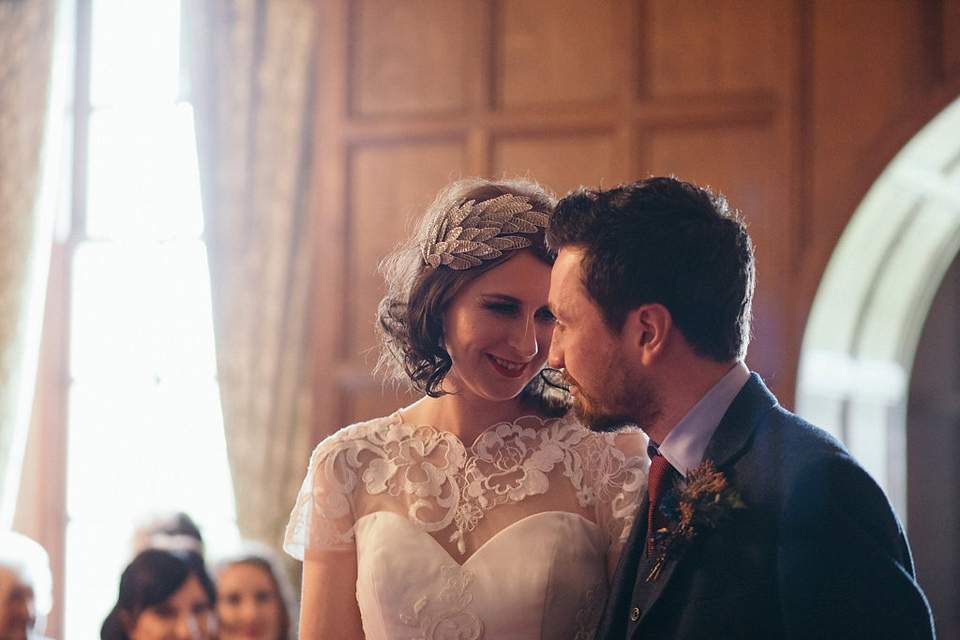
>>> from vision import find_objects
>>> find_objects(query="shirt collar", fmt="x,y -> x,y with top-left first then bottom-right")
650,361 -> 750,474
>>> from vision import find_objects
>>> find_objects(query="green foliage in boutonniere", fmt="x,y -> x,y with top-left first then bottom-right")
647,459 -> 746,582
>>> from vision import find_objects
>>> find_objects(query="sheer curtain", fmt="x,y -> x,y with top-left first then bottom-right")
0,0 -> 59,527
182,0 -> 318,553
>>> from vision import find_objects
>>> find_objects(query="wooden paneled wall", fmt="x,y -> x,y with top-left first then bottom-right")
307,0 -> 960,442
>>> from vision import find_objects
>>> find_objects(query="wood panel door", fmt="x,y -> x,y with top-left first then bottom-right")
307,0 -> 800,442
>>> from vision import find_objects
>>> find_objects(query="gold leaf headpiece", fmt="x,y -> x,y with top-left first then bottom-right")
421,193 -> 550,270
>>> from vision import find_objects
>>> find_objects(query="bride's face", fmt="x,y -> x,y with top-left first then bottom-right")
441,251 -> 555,403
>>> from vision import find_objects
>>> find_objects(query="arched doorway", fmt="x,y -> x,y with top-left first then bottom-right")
797,96 -> 960,639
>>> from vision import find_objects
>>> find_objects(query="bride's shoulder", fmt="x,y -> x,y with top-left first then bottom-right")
558,419 -> 649,458
310,412 -> 404,457
603,426 -> 649,457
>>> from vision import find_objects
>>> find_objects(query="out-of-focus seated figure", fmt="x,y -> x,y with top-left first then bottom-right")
212,543 -> 296,640
101,549 -> 216,640
0,531 -> 53,640
130,512 -> 205,556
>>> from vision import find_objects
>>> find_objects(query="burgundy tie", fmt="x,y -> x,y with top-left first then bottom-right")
646,453 -> 674,555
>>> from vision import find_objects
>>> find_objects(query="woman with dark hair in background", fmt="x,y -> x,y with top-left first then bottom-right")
101,549 -> 216,640
285,177 -> 648,639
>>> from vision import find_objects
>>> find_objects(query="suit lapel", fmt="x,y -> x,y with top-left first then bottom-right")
704,373 -> 776,468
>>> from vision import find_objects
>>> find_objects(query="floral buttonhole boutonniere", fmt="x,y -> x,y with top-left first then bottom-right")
646,459 -> 746,582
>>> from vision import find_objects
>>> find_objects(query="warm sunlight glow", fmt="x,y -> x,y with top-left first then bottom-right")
64,1 -> 237,638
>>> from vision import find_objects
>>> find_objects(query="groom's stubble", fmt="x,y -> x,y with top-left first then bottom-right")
563,367 -> 661,435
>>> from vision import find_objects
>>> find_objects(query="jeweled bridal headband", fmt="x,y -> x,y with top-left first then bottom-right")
420,193 -> 551,270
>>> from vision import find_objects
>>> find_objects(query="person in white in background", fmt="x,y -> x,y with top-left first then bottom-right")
0,531 -> 53,640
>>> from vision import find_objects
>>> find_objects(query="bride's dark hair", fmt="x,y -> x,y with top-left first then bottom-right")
376,177 -> 571,417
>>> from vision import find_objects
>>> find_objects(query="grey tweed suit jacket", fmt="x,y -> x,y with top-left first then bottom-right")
595,373 -> 935,639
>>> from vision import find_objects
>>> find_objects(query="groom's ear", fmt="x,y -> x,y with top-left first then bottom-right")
622,303 -> 672,366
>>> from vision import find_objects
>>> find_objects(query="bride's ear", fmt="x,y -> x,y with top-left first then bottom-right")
622,303 -> 672,366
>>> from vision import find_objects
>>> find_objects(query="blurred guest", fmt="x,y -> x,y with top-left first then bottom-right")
130,512 -> 204,556
0,531 -> 53,640
101,549 -> 215,640
213,544 -> 295,640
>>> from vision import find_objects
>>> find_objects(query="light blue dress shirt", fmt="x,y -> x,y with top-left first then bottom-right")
650,361 -> 750,474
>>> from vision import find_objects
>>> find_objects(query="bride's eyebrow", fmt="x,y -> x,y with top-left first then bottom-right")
480,294 -> 522,304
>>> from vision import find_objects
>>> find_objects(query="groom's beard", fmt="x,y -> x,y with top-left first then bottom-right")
564,369 -> 661,434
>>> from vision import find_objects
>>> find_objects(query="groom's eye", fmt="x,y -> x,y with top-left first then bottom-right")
536,308 -> 556,322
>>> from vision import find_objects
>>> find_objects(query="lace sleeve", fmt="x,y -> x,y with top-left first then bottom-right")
283,425 -> 366,559
587,429 -> 649,552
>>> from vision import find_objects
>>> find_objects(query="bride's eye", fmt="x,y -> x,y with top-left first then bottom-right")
485,302 -> 519,315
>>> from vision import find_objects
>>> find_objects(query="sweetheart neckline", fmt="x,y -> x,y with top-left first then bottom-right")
355,509 -> 604,567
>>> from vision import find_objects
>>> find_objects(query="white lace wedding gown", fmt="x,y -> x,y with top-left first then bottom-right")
284,411 -> 647,640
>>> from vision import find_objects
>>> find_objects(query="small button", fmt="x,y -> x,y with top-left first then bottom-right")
630,607 -> 641,621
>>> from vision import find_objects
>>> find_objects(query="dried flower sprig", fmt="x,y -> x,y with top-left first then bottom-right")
646,459 -> 745,581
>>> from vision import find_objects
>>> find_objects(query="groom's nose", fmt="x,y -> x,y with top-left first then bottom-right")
548,339 -> 564,370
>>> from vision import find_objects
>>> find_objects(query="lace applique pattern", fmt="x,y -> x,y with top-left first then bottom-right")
286,413 -> 647,555
573,579 -> 606,640
399,565 -> 484,640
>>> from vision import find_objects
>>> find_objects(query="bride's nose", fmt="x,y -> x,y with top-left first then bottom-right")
506,313 -> 539,359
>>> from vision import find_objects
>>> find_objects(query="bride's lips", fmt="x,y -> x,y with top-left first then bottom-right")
488,354 -> 528,378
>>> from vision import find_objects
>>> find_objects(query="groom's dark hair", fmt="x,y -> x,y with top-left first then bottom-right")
547,176 -> 755,362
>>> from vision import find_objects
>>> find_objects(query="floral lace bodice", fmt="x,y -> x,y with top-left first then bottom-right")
285,412 -> 647,559
284,411 -> 648,639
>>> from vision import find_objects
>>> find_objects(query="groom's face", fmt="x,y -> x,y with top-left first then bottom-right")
548,248 -> 656,432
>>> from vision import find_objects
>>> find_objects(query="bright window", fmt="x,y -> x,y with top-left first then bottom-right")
64,1 -> 237,638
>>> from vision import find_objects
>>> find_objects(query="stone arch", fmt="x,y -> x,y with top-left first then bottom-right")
796,96 -> 960,520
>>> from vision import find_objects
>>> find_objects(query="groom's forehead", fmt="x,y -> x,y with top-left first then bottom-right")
548,251 -> 581,298
549,250 -> 597,317
552,247 -> 587,281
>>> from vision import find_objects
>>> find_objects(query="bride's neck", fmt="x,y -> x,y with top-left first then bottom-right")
403,393 -> 534,446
